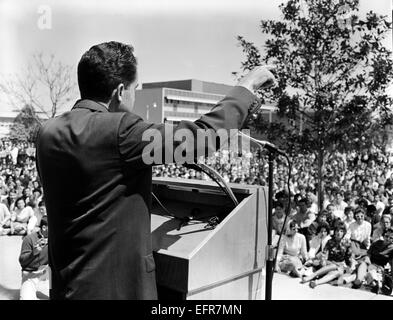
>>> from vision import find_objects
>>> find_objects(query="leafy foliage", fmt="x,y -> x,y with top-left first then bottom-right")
235,0 -> 393,208
9,105 -> 42,142
236,0 -> 393,155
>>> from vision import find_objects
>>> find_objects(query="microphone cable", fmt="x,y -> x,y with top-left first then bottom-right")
240,132 -> 292,287
272,154 -> 292,271
184,163 -> 239,208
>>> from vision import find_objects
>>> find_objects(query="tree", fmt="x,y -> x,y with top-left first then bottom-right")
9,105 -> 42,142
235,0 -> 393,209
0,53 -> 76,120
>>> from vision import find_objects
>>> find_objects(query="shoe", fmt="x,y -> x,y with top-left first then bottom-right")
301,274 -> 313,283
370,281 -> 379,294
381,283 -> 392,296
336,276 -> 344,286
381,276 -> 393,296
289,271 -> 297,278
352,279 -> 362,289
309,281 -> 317,289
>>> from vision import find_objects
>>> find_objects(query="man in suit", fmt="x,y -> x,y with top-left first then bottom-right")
35,41 -> 275,299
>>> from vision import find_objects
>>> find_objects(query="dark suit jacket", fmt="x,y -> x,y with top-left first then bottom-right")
35,86 -> 256,299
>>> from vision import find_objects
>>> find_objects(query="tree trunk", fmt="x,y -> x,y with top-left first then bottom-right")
317,148 -> 324,212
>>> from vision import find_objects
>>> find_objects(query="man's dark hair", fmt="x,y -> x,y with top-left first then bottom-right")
317,222 -> 330,235
367,204 -> 377,215
318,209 -> 328,217
288,220 -> 298,229
33,188 -> 42,195
275,202 -> 284,209
357,198 -> 368,208
334,222 -> 347,234
344,206 -> 353,214
40,216 -> 48,228
298,197 -> 308,205
77,41 -> 137,101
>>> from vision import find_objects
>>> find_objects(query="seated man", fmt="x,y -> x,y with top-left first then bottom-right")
308,210 -> 328,240
352,227 -> 393,295
371,214 -> 391,243
325,204 -> 342,234
19,216 -> 49,300
272,202 -> 288,247
292,198 -> 316,250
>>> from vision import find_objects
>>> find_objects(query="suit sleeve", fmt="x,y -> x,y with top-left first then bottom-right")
118,86 -> 257,169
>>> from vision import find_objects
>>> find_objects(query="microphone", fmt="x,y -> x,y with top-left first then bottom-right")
238,131 -> 287,156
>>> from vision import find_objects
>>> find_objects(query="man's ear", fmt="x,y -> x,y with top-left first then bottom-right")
112,83 -> 125,102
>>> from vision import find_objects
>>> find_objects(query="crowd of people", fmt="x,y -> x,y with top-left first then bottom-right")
1,136 -> 393,296
0,139 -> 45,238
153,145 -> 393,295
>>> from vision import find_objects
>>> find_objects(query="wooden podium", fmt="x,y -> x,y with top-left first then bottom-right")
151,177 -> 267,300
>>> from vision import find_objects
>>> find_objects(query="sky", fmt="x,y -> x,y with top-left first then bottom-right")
0,0 -> 392,113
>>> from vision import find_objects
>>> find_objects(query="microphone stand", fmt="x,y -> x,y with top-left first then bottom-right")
241,132 -> 283,300
265,151 -> 274,300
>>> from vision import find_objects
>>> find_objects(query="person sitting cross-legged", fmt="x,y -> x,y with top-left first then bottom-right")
352,227 -> 393,295
275,220 -> 308,278
19,216 -> 49,300
301,222 -> 354,288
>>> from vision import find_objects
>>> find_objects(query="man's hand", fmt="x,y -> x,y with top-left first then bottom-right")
237,65 -> 276,94
34,238 -> 48,252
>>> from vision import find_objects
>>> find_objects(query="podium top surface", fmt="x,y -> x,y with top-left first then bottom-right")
152,177 -> 260,194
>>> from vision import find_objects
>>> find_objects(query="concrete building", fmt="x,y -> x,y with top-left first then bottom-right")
0,111 -> 18,138
133,79 -> 277,124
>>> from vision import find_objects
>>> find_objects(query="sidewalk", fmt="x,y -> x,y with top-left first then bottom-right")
272,272 -> 393,300
1,236 -> 392,300
0,236 -> 22,300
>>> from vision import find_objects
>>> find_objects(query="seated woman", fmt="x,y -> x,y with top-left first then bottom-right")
348,208 -> 371,259
275,220 -> 308,278
301,222 -> 354,288
10,197 -> 36,236
305,222 -> 331,268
